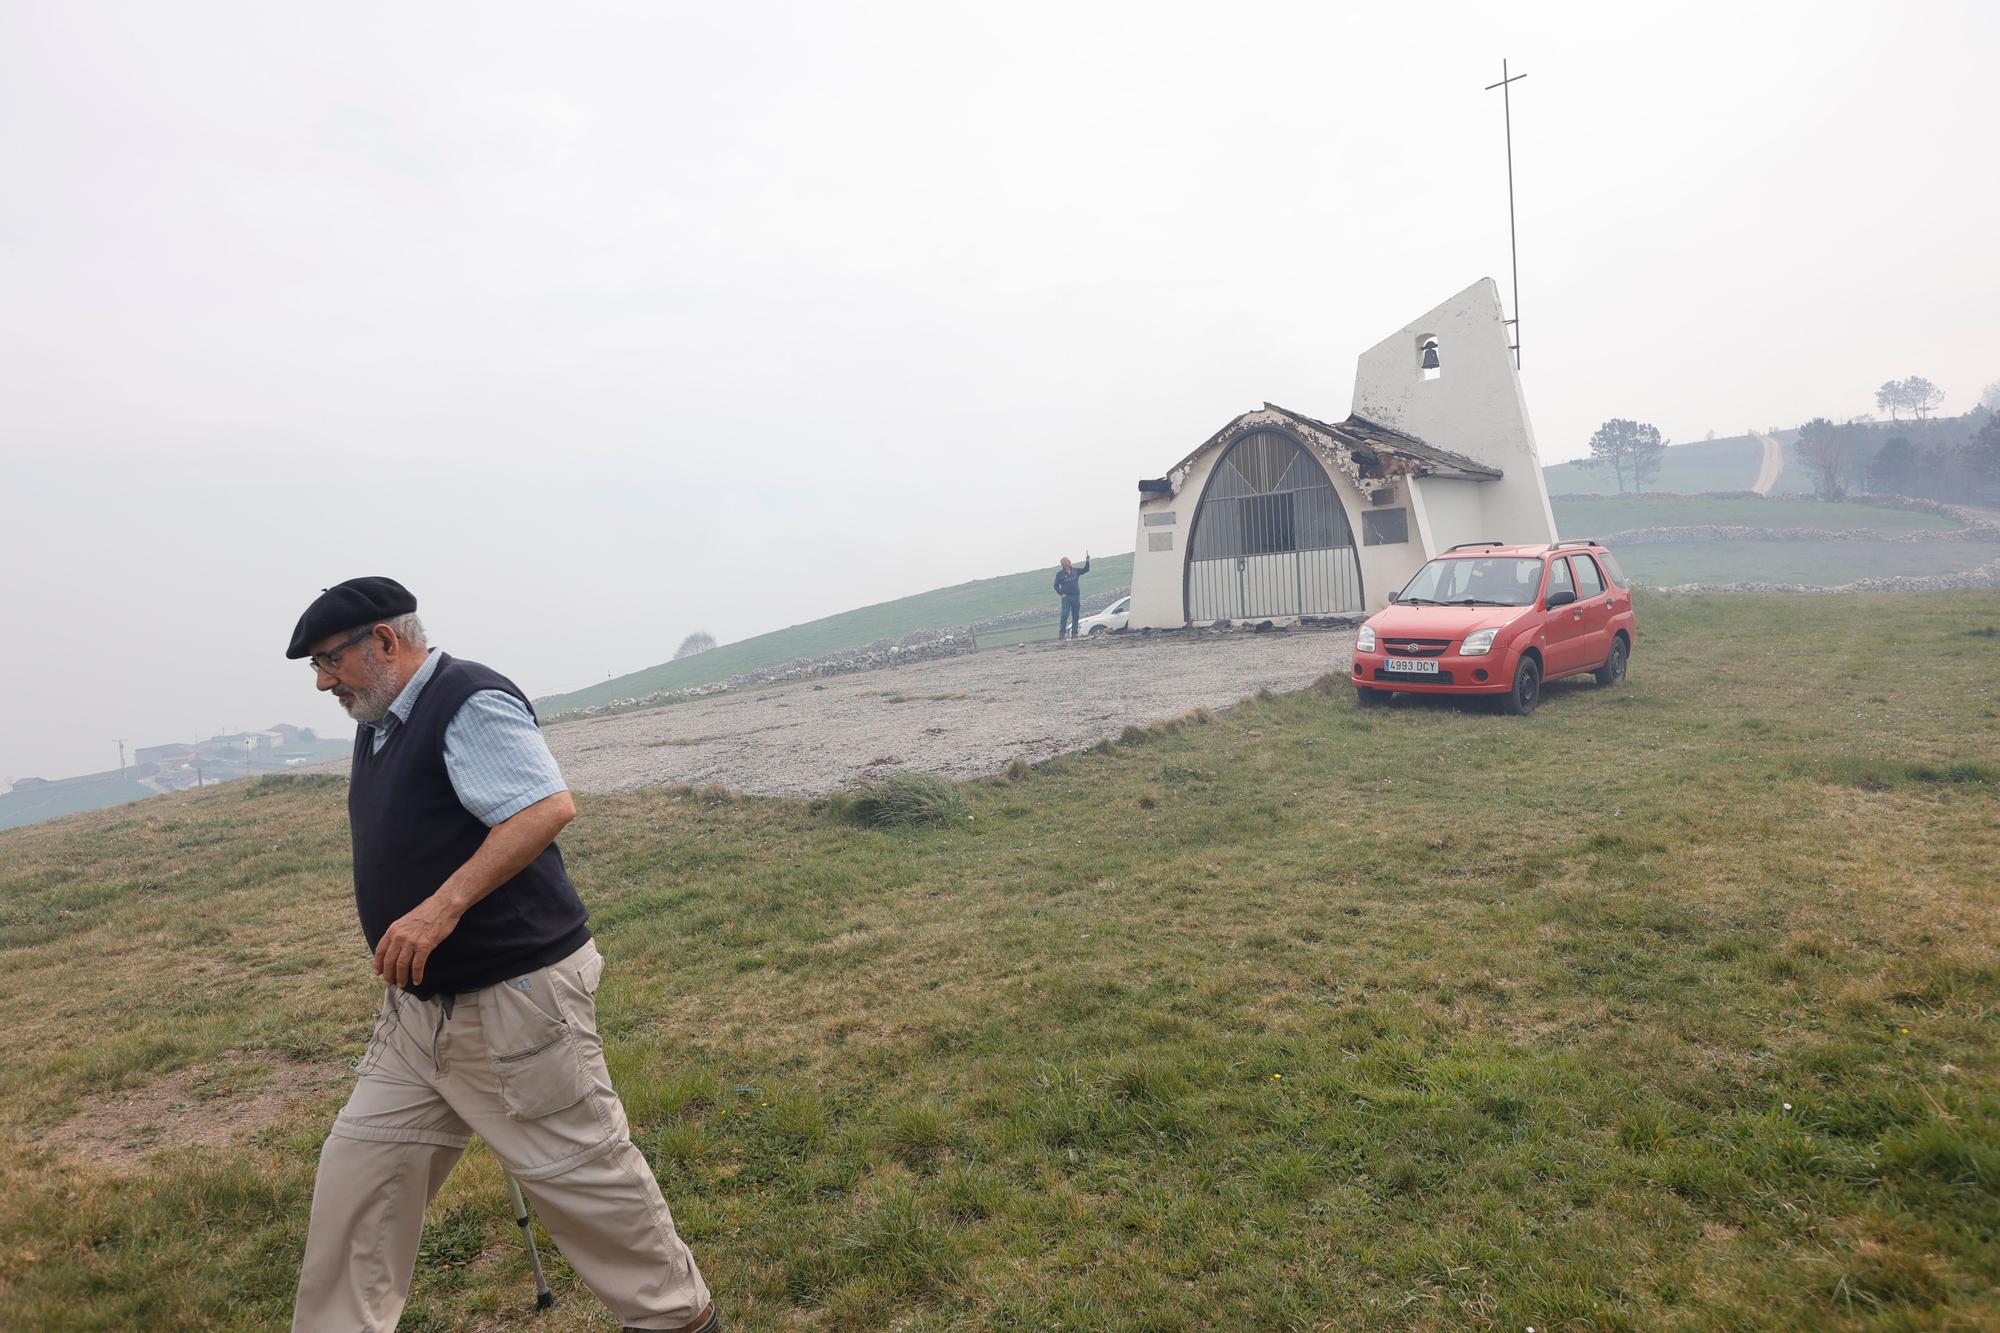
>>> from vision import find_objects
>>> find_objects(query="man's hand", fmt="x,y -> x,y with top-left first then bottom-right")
370,791 -> 576,990
374,892 -> 466,988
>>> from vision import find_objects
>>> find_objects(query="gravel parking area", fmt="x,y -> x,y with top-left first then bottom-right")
545,626 -> 1356,797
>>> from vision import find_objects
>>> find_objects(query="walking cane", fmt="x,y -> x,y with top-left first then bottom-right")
507,1175 -> 556,1311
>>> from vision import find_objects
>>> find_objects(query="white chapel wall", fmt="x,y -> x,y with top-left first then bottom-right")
1350,278 -> 1559,548
1128,441 -> 1225,630
1406,475 -> 1489,555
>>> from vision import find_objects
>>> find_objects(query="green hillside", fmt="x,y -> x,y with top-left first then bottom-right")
1553,496 -> 1960,537
3,594 -> 1997,1328
1544,435 -> 1766,495
539,554 -> 1136,714
0,773 -> 154,832
1550,495 -> 1976,587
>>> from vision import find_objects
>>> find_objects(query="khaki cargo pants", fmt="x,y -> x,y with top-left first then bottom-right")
293,941 -> 711,1331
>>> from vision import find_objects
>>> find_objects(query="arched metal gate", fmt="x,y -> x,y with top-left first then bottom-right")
1186,430 -> 1363,621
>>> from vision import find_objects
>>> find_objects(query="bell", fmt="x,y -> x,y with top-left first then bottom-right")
1420,341 -> 1440,371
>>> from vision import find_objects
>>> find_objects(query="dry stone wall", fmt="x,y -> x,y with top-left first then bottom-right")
1593,494 -> 1995,547
1555,494 -> 2000,593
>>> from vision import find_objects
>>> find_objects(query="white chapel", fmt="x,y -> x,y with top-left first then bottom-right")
1126,278 -> 1560,628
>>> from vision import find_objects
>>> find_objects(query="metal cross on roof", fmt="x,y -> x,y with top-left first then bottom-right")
1485,59 -> 1527,369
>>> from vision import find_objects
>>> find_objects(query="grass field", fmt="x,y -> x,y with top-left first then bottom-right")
1554,497 -> 1963,537
1611,541 -> 1986,588
1544,436 -> 1768,496
538,555 -> 1136,715
3,593 -> 1997,1329
1552,497 -> 1978,588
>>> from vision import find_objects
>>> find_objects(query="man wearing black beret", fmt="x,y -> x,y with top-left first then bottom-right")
288,578 -> 717,1333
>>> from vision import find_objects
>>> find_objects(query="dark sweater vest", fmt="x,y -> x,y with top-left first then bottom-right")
348,653 -> 590,998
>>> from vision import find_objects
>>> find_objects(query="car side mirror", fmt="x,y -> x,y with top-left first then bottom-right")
1546,589 -> 1576,609
1387,591 -> 1400,604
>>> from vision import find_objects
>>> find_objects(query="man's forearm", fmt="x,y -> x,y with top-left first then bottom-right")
371,790 -> 579,987
436,791 -> 577,916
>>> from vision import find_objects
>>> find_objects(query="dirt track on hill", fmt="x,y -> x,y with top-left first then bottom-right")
542,627 -> 1357,797
1751,433 -> 1784,494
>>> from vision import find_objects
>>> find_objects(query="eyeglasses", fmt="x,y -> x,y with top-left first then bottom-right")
308,626 -> 379,673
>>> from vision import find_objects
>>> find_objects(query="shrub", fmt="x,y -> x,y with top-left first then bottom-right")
843,773 -> 969,829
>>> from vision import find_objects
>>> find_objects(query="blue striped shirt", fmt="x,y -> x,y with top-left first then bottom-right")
360,649 -> 568,827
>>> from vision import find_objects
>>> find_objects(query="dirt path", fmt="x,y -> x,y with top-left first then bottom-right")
544,626 -> 1356,796
1751,433 -> 1784,494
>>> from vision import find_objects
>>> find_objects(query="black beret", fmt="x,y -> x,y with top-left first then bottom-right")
286,577 -> 418,659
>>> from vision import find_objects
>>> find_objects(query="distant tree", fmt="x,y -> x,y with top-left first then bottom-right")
1867,436 -> 1916,494
673,631 -> 717,660
1969,414 -> 2000,496
1980,380 -> 2000,412
1906,376 -> 1945,419
1795,417 -> 1852,499
1877,376 -> 1946,421
1582,419 -> 1668,494
1705,428 -> 1717,441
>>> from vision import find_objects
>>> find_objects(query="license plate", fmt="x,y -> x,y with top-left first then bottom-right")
1385,657 -> 1438,674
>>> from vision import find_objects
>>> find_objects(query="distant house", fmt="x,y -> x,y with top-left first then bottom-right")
9,776 -> 49,791
194,733 -> 257,765
135,743 -> 196,767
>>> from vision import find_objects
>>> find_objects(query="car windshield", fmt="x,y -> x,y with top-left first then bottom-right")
1398,557 -> 1544,606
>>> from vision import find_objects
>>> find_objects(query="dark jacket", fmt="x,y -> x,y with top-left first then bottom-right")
1053,558 -> 1090,599
347,654 -> 590,997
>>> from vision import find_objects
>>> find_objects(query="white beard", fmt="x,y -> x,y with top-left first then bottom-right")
334,654 -> 401,723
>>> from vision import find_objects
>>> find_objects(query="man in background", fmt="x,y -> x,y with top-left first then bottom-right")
287,576 -> 717,1333
1054,552 -> 1091,639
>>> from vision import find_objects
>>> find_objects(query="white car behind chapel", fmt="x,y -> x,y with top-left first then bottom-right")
1078,595 -> 1131,636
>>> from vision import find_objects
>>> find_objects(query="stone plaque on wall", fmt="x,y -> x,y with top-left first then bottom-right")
1142,511 -> 1177,526
1148,532 -> 1174,551
1362,508 -> 1409,546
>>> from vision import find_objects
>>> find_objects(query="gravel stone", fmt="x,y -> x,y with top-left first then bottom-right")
543,625 -> 1356,797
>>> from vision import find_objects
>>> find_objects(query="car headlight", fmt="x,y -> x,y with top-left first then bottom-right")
1356,625 -> 1376,652
1460,628 -> 1498,656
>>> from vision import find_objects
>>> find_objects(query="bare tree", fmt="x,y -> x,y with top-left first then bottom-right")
1794,417 -> 1852,499
1905,376 -> 1945,419
672,631 -> 717,660
1878,376 -> 1946,421
1583,419 -> 1668,494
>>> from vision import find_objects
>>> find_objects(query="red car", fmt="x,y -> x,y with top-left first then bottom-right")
1351,541 -> 1635,716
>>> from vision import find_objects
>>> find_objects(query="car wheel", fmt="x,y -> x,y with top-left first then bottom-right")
1356,687 -> 1390,707
1089,624 -> 1107,636
1504,657 -> 1541,716
1593,636 -> 1629,686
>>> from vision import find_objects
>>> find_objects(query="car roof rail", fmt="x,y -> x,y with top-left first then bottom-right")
1550,538 -> 1599,550
1445,541 -> 1507,551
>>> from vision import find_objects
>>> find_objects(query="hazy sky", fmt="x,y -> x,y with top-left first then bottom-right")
3,1 -> 1994,783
